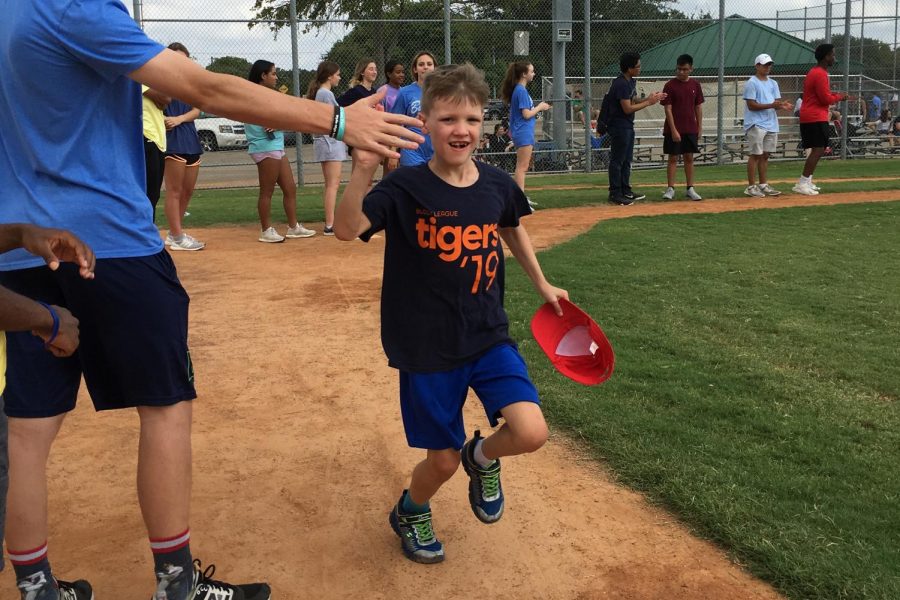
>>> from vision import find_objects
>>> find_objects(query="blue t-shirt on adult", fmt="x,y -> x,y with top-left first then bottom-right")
0,0 -> 165,270
607,75 -> 637,129
508,84 -> 536,147
743,76 -> 782,132
164,98 -> 203,155
360,161 -> 531,372
391,83 -> 433,166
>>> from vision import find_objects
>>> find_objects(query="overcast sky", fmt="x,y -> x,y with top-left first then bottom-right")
126,0 -> 899,71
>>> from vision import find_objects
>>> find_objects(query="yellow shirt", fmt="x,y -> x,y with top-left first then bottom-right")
141,84 -> 167,152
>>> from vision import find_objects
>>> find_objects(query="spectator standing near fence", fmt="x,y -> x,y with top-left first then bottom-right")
378,60 -> 406,113
793,44 -> 847,196
501,60 -> 550,197
143,83 -> 169,219
389,51 -> 437,170
309,60 -> 348,236
661,54 -> 704,201
742,53 -> 791,198
606,52 -> 666,205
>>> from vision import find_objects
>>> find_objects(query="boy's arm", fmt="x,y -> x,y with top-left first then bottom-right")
499,224 -> 568,316
130,50 -> 423,159
663,104 -> 679,140
333,149 -> 379,240
695,104 -> 703,137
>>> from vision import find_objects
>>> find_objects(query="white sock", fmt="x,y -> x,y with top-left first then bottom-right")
799,175 -> 811,185
473,438 -> 495,467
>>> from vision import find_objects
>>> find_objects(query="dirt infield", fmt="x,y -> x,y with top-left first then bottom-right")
3,191 -> 896,598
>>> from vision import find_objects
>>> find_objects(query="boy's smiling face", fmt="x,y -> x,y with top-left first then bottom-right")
422,97 -> 484,167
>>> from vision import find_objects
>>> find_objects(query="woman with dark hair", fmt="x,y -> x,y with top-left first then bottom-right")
307,60 -> 348,235
337,58 -> 378,108
387,51 -> 437,171
246,59 -> 315,243
162,42 -> 205,251
501,60 -> 550,193
377,59 -> 406,113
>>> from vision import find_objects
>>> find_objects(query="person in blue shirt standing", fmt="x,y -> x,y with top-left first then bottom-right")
0,2 -> 422,599
388,51 -> 437,170
500,61 -> 551,196
605,52 -> 666,205
742,53 -> 792,198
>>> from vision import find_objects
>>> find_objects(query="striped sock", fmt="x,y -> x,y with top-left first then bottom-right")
9,541 -> 52,582
150,528 -> 193,575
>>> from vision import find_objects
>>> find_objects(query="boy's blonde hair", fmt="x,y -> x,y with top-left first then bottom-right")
420,62 -> 489,113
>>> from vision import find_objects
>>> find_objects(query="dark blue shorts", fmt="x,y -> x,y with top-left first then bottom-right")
399,343 -> 540,450
0,252 -> 196,418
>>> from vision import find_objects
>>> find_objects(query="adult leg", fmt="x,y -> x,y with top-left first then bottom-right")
137,402 -> 192,539
321,161 -> 343,229
164,158 -> 187,237
275,156 -> 299,228
666,154 -> 678,188
256,158 -> 281,231
621,128 -> 635,193
407,449 -> 461,505
802,147 -> 826,178
758,152 -> 770,185
513,145 -> 533,192
683,153 -> 695,188
747,154 -> 758,185
180,163 -> 200,216
607,128 -> 627,198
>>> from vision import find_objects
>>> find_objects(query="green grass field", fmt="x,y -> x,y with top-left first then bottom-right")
161,158 -> 900,229
504,202 -> 900,599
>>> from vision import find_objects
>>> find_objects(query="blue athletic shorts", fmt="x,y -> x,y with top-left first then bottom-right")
399,343 -> 540,450
0,252 -> 196,418
512,132 -> 535,149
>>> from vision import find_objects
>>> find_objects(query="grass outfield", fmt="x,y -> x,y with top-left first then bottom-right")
504,202 -> 900,599
161,158 -> 900,229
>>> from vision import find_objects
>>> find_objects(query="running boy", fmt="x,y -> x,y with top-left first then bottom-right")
742,53 -> 792,198
333,63 -> 568,564
661,54 -> 704,201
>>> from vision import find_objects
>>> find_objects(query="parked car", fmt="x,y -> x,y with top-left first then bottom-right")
483,100 -> 509,121
195,112 -> 247,151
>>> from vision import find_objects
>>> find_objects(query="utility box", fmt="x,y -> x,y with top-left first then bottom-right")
553,0 -> 572,43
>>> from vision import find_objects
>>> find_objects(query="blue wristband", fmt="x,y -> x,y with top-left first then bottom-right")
36,301 -> 60,347
336,106 -> 346,141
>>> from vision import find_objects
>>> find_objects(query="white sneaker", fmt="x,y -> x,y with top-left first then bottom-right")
285,223 -> 316,238
744,185 -> 765,198
258,227 -> 285,243
168,234 -> 205,251
662,187 -> 675,200
759,183 -> 782,196
792,182 -> 819,196
811,183 -> 821,191
183,211 -> 191,218
686,187 -> 702,201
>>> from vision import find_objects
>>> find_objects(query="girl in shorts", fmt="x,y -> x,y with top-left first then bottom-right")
246,59 -> 316,243
307,60 -> 348,236
163,42 -> 205,251
501,60 -> 550,193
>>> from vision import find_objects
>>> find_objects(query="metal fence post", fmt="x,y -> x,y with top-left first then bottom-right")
842,0 -> 851,160
825,0 -> 832,43
717,3 -> 725,165
289,0 -> 304,187
584,0 -> 592,173
132,0 -> 142,26
444,0 -> 452,64
894,0 -> 898,88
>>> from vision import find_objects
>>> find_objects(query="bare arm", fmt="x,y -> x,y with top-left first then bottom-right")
499,224 -> 568,316
746,98 -> 791,111
143,87 -> 171,110
664,104 -> 679,140
0,224 -> 95,278
620,91 -> 666,115
695,104 -> 703,137
522,101 -> 551,120
165,107 -> 201,130
333,149 -> 380,240
130,50 -> 423,159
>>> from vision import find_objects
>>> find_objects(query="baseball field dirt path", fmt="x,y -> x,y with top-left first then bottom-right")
4,191 -> 897,598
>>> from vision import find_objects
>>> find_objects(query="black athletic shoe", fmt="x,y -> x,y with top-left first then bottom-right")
608,195 -> 634,206
153,560 -> 270,600
17,572 -> 93,600
461,430 -> 504,523
623,191 -> 646,201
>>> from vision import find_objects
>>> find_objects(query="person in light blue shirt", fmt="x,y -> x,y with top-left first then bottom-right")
390,51 -> 437,168
500,60 -> 550,194
742,53 -> 792,198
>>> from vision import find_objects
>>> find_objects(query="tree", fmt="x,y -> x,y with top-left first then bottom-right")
206,55 -> 314,98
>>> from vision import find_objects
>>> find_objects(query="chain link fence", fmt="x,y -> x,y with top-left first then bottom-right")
129,0 -> 900,188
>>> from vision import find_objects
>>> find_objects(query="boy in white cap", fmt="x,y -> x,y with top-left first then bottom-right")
742,54 -> 792,197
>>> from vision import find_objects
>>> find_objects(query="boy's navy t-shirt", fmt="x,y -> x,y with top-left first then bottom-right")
607,75 -> 637,129
360,161 -> 531,372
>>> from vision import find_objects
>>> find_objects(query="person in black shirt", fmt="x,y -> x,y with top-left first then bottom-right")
337,57 -> 379,108
334,63 -> 567,565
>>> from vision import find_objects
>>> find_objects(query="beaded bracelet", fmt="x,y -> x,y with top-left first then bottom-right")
36,301 -> 60,347
335,107 -> 346,141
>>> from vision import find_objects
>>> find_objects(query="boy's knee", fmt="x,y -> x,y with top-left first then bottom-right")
427,450 -> 461,479
514,419 -> 549,453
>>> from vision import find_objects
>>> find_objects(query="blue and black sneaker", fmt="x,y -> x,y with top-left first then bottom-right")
388,490 -> 445,564
461,430 -> 504,523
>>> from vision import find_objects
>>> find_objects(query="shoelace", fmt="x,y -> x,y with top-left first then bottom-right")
476,461 -> 502,500
403,512 -> 437,545
57,583 -> 82,600
193,560 -> 237,599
